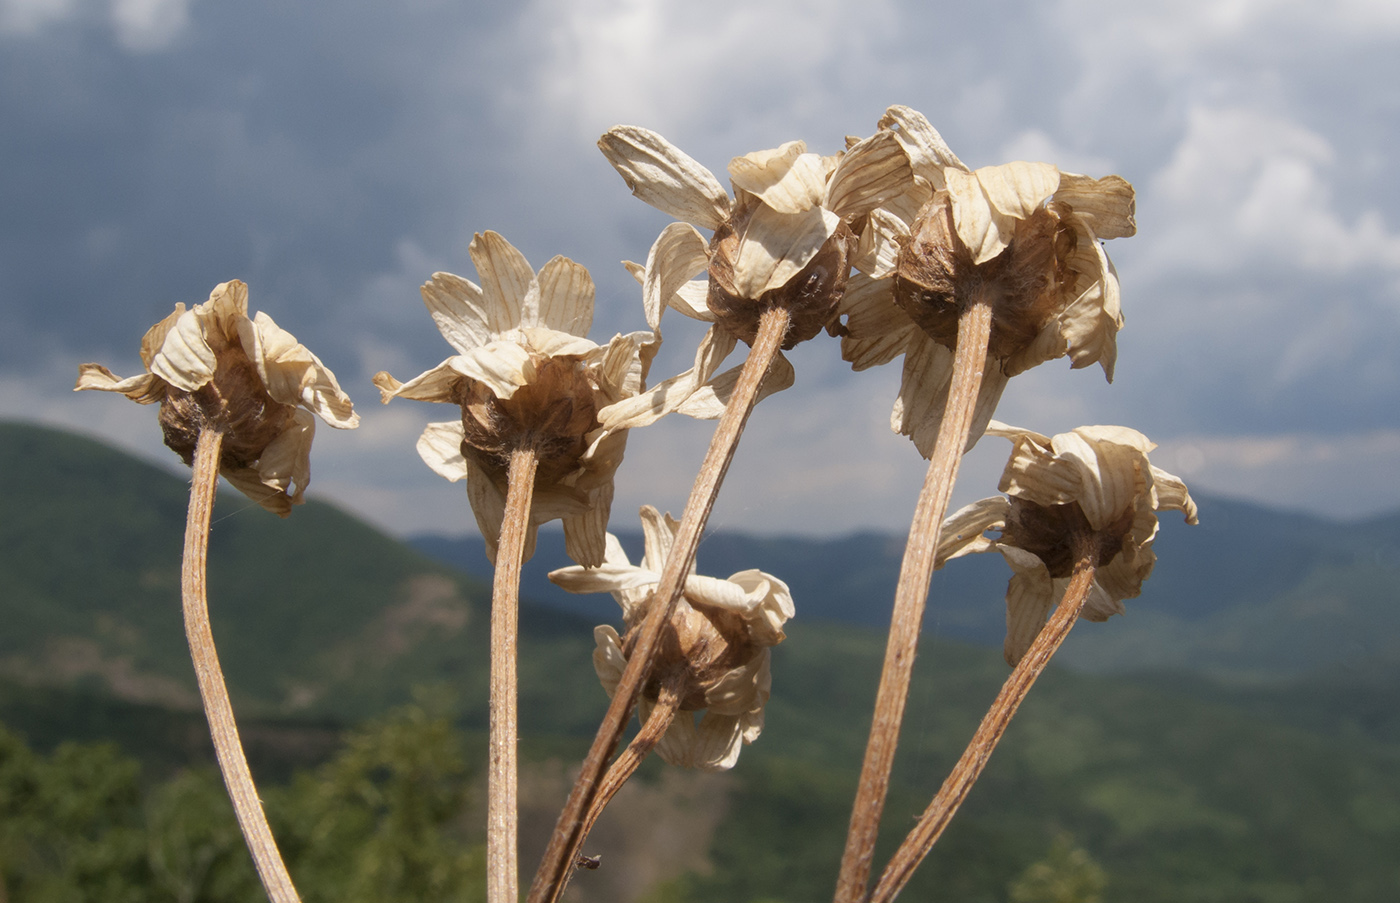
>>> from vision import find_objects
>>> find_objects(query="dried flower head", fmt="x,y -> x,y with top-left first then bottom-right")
600,125 -> 911,349
373,231 -> 654,566
75,280 -> 359,516
549,505 -> 795,771
840,106 -> 1136,455
938,422 -> 1197,665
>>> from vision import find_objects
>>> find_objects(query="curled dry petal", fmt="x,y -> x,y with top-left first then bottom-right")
599,126 -> 732,231
936,423 -> 1197,664
74,280 -> 358,516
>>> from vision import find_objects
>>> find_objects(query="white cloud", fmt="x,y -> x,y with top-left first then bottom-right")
1145,106 -> 1400,274
0,0 -> 75,35
0,0 -> 191,49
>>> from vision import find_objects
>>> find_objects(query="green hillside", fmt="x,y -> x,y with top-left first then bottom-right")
4,419 -> 1400,902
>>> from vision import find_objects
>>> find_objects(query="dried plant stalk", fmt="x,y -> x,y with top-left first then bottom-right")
871,538 -> 1098,903
834,295 -> 994,903
555,683 -> 682,901
183,427 -> 302,903
488,446 -> 541,903
528,306 -> 791,903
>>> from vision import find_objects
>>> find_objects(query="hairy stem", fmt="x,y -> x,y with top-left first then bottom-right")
183,427 -> 301,903
489,446 -> 540,903
528,306 -> 791,903
833,297 -> 993,903
871,539 -> 1099,903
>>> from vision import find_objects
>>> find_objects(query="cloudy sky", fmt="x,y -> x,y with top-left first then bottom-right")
3,0 -> 1398,539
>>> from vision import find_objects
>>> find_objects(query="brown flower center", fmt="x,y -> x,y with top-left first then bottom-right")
999,497 -> 1135,578
893,195 -> 1078,361
158,337 -> 296,470
706,200 -> 854,349
625,596 -> 761,711
457,354 -> 601,488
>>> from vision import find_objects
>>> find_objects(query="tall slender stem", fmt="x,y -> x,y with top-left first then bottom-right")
528,306 -> 791,903
489,446 -> 540,903
556,685 -> 681,901
834,297 -> 994,903
182,427 -> 301,903
870,541 -> 1099,903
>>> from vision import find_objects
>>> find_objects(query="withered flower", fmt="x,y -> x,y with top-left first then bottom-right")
75,280 -> 359,515
373,231 -> 654,566
937,422 -> 1197,665
549,505 -> 795,771
840,106 -> 1137,455
599,125 -> 912,351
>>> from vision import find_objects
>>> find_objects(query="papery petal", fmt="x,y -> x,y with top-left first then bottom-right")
221,464 -> 294,518
138,305 -> 186,369
592,625 -> 627,698
691,712 -> 744,771
655,710 -> 700,768
549,561 -> 660,596
416,421 -> 469,482
728,141 -> 825,214
732,203 -> 841,299
677,348 -> 795,420
1090,554 -> 1147,611
936,496 -> 1009,567
703,661 -> 764,716
465,457 -> 511,565
148,306 -> 216,392
644,222 -> 711,331
639,504 -> 679,574
1050,427 -> 1154,530
944,168 -> 1008,266
531,255 -> 595,337
825,129 -> 915,220
1001,546 -> 1055,666
851,207 -> 912,278
450,342 -> 535,398
837,275 -> 919,371
249,407 -> 315,508
600,126 -> 732,230
976,162 -> 1060,222
1055,172 -> 1136,239
519,327 -> 598,359
1150,465 -> 1199,524
242,312 -> 359,428
1057,219 -> 1122,380
421,272 -> 493,354
877,105 -> 967,185
74,364 -> 166,404
468,231 -> 533,335
596,326 -> 736,430
563,480 -> 611,567
1078,576 -> 1127,622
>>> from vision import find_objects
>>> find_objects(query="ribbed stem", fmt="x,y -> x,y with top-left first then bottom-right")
871,539 -> 1099,903
183,427 -> 301,903
528,306 -> 790,903
488,446 -> 540,903
833,297 -> 993,903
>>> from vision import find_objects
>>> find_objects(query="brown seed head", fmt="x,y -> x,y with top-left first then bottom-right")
894,193 -> 1078,361
706,197 -> 854,349
999,496 -> 1136,579
624,594 -> 763,711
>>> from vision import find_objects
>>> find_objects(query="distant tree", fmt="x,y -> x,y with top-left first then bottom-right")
1008,833 -> 1106,903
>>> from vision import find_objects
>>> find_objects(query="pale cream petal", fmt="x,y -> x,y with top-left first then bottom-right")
220,464 -> 294,518
693,324 -> 739,386
975,162 -> 1060,221
851,207 -> 911,278
1057,220 -> 1122,380
877,105 -> 967,185
250,407 -> 315,507
468,231 -> 533,334
465,458 -> 508,565
1150,465 -> 1199,524
449,342 -> 534,399
644,222 -> 711,331
532,255 -> 595,337
724,569 -> 794,642
997,431 -> 1080,507
591,625 -> 627,698
944,168 -> 1009,265
892,334 -> 952,455
519,327 -> 597,359
148,306 -> 216,392
563,479 -> 612,567
677,348 -> 795,420
416,421 -> 469,482
421,272 -> 493,354
242,312 -> 359,428
639,503 -> 678,573
1001,309 -> 1069,378
682,574 -> 759,615
825,129 -> 915,220
1077,576 -> 1128,622
549,561 -> 659,596
671,279 -> 713,320
1055,172 -> 1136,239
138,305 -> 187,369
1000,546 -> 1055,666
936,496 -> 1010,567
73,364 -> 165,403
599,126 -> 732,230
967,365 -> 1011,451
984,420 -> 1051,445
654,710 -> 701,769
727,141 -> 824,214
202,280 -> 249,341
596,367 -> 701,431
732,203 -> 841,299
703,661 -> 763,717
1049,428 -> 1151,530
691,712 -> 744,771
373,364 -> 455,405
837,274 -> 918,370
595,331 -> 651,402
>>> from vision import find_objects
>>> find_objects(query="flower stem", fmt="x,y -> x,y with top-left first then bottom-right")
556,684 -> 682,901
528,306 -> 791,903
870,539 -> 1099,903
489,445 -> 540,903
833,296 -> 994,903
182,427 -> 301,903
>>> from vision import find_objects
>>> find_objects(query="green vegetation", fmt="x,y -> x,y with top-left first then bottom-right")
4,420 -> 1400,901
